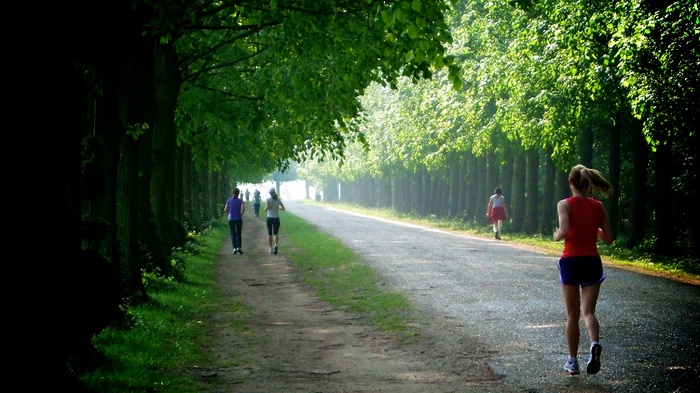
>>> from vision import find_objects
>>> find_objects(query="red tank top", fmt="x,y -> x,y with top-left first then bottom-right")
562,196 -> 603,258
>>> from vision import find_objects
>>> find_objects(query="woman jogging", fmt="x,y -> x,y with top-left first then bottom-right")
253,188 -> 262,217
224,187 -> 246,255
265,187 -> 285,254
553,164 -> 613,376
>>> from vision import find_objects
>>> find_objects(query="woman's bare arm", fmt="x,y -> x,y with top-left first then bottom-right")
553,200 -> 569,242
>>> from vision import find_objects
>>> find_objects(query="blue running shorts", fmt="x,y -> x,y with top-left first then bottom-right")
558,256 -> 606,286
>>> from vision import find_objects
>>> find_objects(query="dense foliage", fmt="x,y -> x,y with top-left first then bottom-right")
9,0 -> 462,391
298,0 -> 699,261
6,0 -> 696,391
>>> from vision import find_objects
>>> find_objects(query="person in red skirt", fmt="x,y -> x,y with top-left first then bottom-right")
486,187 -> 508,239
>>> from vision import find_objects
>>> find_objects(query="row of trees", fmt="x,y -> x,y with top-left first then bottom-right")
9,0 -> 465,390
298,0 -> 698,260
7,0 -> 695,390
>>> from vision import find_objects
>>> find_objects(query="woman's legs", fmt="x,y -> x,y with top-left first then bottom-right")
266,219 -> 274,251
271,219 -> 280,253
228,220 -> 236,251
233,220 -> 242,249
562,284 -> 581,358
266,218 -> 280,253
581,282 -> 602,373
581,283 -> 601,343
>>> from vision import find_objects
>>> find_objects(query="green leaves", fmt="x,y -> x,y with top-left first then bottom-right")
381,10 -> 396,26
174,0 -> 460,175
407,25 -> 421,39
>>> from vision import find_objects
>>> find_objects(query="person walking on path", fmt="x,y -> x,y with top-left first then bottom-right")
265,187 -> 285,254
245,188 -> 250,202
553,164 -> 613,376
253,188 -> 262,218
224,187 -> 246,255
486,187 -> 508,239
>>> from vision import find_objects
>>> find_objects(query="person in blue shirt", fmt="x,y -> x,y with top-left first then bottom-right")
224,187 -> 246,254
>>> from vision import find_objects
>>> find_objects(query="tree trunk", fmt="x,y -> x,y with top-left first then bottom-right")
628,116 -> 648,247
542,149 -> 556,234
524,148 -> 540,234
208,169 -> 218,221
436,178 -> 445,216
117,33 -> 155,299
182,146 -> 193,225
151,42 -> 182,259
486,150 -> 499,198
475,155 -> 488,224
117,134 -> 148,300
654,140 -> 673,254
196,165 -> 209,226
464,153 -> 478,220
511,150 -> 526,232
420,167 -> 430,216
92,91 -> 121,267
457,156 -> 467,216
138,124 -> 168,277
501,143 -> 514,222
449,157 -> 460,217
174,138 -> 184,226
608,114 -> 622,239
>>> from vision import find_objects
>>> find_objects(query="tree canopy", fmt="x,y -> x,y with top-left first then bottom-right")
8,0 -> 697,390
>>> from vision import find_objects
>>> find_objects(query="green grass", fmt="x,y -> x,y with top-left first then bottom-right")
79,223 -> 233,392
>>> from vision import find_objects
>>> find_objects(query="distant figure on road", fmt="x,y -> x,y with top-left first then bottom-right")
245,188 -> 250,202
553,164 -> 613,376
486,187 -> 508,239
224,187 -> 246,255
253,189 -> 262,217
265,187 -> 285,254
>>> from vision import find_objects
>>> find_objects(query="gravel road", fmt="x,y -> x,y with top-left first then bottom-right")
284,200 -> 700,393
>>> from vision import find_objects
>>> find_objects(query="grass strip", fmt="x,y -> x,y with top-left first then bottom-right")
79,223 -> 230,392
282,211 -> 419,342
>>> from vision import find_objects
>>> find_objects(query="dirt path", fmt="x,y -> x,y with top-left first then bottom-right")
196,203 -> 700,393
197,213 -> 514,393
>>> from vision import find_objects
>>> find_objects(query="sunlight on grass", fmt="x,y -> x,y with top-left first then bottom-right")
79,224 -> 230,393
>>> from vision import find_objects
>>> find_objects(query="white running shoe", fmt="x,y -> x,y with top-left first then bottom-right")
565,358 -> 580,375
